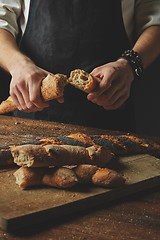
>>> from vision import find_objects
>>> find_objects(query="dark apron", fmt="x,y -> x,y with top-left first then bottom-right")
15,0 -> 135,132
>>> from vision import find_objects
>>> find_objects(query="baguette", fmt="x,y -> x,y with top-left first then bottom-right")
69,69 -> 98,93
74,164 -> 99,184
74,165 -> 126,188
40,73 -> 67,101
14,166 -> 46,189
66,133 -> 95,146
92,134 -> 160,155
92,168 -> 126,188
14,165 -> 125,189
2,132 -> 160,167
42,167 -> 78,188
11,144 -> 113,167
14,166 -> 78,189
0,73 -> 67,114
11,144 -> 51,167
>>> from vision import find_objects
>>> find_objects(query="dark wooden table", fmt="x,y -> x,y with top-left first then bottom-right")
0,115 -> 160,240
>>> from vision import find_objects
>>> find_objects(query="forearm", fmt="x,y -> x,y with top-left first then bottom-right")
0,28 -> 49,111
133,26 -> 160,69
88,27 -> 160,110
0,28 -> 32,74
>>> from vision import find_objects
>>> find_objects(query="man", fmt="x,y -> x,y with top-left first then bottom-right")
0,0 -> 160,132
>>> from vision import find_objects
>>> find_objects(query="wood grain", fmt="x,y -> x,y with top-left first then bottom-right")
0,115 -> 160,239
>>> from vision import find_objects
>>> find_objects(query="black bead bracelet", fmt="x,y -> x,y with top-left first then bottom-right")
120,50 -> 144,81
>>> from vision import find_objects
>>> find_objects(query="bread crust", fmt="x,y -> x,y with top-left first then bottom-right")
92,168 -> 126,187
87,145 -> 114,166
0,96 -> 17,114
74,164 -> 99,183
66,133 -> 95,146
42,167 -> 78,188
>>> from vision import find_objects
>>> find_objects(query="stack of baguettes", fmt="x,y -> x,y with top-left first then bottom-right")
0,69 -> 159,190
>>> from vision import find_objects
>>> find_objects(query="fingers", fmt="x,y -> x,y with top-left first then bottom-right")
87,62 -> 132,110
88,67 -> 116,100
10,71 -> 49,112
28,76 -> 49,109
89,85 -> 128,110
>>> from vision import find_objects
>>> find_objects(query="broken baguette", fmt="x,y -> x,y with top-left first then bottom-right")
40,73 -> 67,101
11,144 -> 113,167
14,166 -> 46,189
11,145 -> 51,167
69,69 -> 97,93
14,166 -> 78,189
0,73 -> 67,114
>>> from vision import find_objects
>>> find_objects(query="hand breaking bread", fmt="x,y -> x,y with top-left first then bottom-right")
0,73 -> 67,114
14,166 -> 78,189
0,69 -> 97,114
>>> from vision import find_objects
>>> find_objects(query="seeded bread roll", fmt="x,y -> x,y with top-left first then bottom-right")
69,69 -> 98,93
92,168 -> 126,188
14,166 -> 78,189
0,73 -> 67,114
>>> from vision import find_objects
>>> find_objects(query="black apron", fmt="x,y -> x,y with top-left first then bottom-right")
15,0 -> 135,132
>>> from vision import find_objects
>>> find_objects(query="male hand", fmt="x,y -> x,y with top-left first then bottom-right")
10,57 -> 50,112
87,59 -> 134,110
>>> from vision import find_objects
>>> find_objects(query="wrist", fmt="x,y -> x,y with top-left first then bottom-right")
117,58 -> 134,81
118,50 -> 144,81
9,52 -> 34,76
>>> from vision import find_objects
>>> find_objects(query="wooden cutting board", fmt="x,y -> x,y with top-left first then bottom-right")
0,153 -> 160,231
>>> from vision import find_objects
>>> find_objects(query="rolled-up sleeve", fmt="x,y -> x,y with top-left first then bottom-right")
0,0 -> 22,38
135,0 -> 160,36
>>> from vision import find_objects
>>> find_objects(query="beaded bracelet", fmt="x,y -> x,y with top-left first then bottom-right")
120,50 -> 144,81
